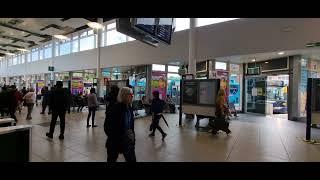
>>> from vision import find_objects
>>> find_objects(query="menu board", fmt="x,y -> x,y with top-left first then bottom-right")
135,18 -> 156,35
155,18 -> 173,44
198,81 -> 218,105
183,80 -> 198,104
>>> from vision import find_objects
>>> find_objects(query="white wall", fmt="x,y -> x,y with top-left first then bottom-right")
4,18 -> 320,77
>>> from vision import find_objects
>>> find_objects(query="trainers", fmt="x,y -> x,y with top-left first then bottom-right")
162,133 -> 167,140
59,134 -> 64,140
92,125 -> 98,128
86,125 -> 91,128
46,133 -> 53,139
149,133 -> 155,137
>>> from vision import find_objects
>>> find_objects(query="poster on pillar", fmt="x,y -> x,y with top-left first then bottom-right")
212,70 -> 229,101
36,80 -> 45,95
71,77 -> 84,95
151,72 -> 167,100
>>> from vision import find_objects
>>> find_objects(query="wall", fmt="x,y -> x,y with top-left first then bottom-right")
4,18 -> 320,77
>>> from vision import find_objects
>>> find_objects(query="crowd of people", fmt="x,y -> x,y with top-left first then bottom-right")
0,81 -> 234,162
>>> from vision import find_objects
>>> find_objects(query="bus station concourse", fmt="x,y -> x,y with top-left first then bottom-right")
0,18 -> 320,162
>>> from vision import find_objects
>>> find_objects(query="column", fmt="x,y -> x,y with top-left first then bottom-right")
96,18 -> 103,98
24,53 -> 27,88
188,18 -> 196,76
50,40 -> 55,86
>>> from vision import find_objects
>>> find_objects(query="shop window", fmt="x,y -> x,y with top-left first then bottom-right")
174,18 -> 190,32
168,65 -> 179,73
196,18 -> 239,27
152,64 -> 166,71
215,62 -> 227,70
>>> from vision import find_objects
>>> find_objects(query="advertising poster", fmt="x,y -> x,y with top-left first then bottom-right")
213,70 -> 229,102
199,81 -> 217,105
151,72 -> 167,99
71,77 -> 84,95
36,80 -> 45,95
183,80 -> 197,104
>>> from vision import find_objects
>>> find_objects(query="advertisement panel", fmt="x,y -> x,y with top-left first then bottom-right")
151,72 -> 167,99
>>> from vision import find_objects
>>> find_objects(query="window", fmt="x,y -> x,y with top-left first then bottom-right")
80,31 -> 87,38
39,48 -> 43,60
55,42 -> 59,56
215,62 -> 227,70
196,18 -> 239,27
88,30 -> 94,35
168,65 -> 179,73
106,30 -> 126,46
8,58 -> 12,66
128,36 -> 135,41
44,44 -> 52,59
152,64 -> 166,71
80,35 -> 94,51
72,39 -> 79,52
174,18 -> 190,32
59,41 -> 71,55
26,53 -> 31,62
107,23 -> 116,30
13,56 -> 17,65
31,48 -> 39,61
21,54 -> 25,64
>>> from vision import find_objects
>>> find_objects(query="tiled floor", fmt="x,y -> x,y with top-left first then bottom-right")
11,105 -> 320,162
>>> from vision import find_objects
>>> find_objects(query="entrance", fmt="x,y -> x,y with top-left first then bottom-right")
245,74 -> 289,119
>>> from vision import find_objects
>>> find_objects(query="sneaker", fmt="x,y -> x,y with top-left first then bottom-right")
86,125 -> 91,128
162,133 -> 167,140
149,133 -> 155,137
40,112 -> 44,114
59,134 -> 64,140
226,130 -> 232,135
92,125 -> 98,128
46,133 -> 53,139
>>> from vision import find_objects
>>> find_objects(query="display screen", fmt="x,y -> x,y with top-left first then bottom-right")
198,80 -> 218,105
155,18 -> 173,44
183,80 -> 198,104
135,18 -> 156,35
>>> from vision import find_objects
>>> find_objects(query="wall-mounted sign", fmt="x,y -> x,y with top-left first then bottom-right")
48,66 -> 54,71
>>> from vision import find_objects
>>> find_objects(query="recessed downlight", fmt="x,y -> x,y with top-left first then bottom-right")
17,48 -> 30,52
252,59 -> 256,62
265,61 -> 269,64
278,52 -> 285,55
6,52 -> 15,56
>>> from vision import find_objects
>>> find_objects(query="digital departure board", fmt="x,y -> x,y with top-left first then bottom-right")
155,18 -> 173,44
134,18 -> 156,35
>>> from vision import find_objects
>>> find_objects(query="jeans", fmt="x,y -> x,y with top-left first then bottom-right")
26,103 -> 34,120
87,107 -> 96,126
49,110 -> 66,135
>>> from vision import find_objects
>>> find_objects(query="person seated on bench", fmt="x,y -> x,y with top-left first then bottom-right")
141,96 -> 151,115
165,95 -> 176,113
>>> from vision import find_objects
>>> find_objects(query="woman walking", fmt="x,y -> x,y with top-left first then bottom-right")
104,87 -> 136,162
86,88 -> 99,128
23,88 -> 36,120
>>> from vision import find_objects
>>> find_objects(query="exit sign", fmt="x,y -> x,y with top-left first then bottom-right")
48,66 -> 54,71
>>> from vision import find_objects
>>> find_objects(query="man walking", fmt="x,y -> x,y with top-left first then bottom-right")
46,81 -> 69,140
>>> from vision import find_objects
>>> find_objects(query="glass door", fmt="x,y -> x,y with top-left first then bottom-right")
246,76 -> 267,114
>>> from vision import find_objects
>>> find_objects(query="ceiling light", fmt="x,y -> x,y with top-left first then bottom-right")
87,22 -> 104,30
17,48 -> 30,52
278,52 -> 285,55
252,59 -> 256,62
6,52 -> 15,56
53,35 -> 69,40
265,61 -> 269,64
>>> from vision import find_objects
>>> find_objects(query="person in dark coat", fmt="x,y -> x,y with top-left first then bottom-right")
149,91 -> 167,140
40,86 -> 50,114
46,81 -> 69,140
8,85 -> 19,122
104,87 -> 136,162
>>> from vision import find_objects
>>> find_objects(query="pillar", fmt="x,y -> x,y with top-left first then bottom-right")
50,40 -> 56,86
188,18 -> 196,76
96,18 -> 103,98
